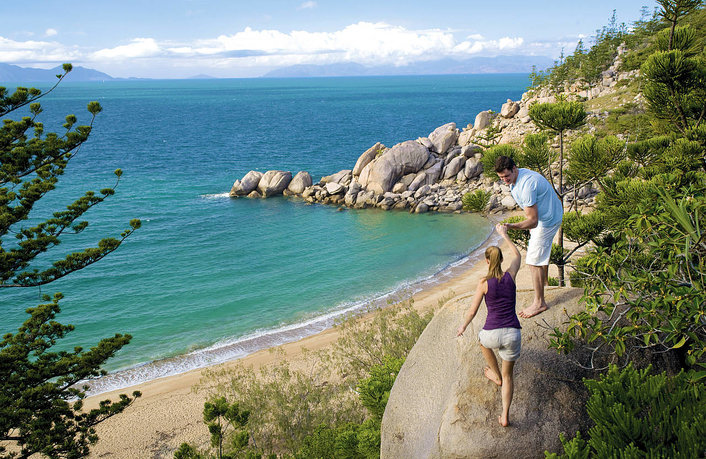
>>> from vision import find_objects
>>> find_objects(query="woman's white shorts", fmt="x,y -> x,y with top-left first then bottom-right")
478,327 -> 522,361
526,223 -> 561,266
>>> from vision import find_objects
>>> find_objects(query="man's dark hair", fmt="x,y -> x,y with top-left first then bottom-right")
494,155 -> 516,173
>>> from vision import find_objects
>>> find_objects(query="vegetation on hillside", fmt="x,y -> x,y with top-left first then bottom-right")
511,1 -> 706,456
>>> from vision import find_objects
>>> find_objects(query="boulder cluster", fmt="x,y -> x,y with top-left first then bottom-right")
229,121 -> 520,214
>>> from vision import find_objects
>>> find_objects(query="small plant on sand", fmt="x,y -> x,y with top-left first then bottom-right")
205,397 -> 252,459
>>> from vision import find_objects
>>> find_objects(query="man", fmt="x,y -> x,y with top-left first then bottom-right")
495,155 -> 563,318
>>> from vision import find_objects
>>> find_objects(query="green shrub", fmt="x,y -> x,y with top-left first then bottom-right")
174,443 -> 206,459
480,144 -> 519,178
546,364 -> 706,458
294,423 -> 361,459
551,185 -> 706,368
547,277 -> 559,287
568,269 -> 585,288
518,133 -> 555,178
462,189 -> 491,212
357,357 -> 404,421
292,357 -> 405,459
500,215 -> 530,250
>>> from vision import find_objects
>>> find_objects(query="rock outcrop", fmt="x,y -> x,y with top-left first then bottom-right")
286,171 -> 313,195
474,111 -> 492,131
428,122 -> 459,155
229,170 -> 263,197
500,99 -> 520,118
359,140 -> 430,194
257,170 -> 292,197
381,287 -> 591,458
353,142 -> 385,176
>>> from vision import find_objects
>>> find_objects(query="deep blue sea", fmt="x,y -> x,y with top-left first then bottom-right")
1,74 -> 527,393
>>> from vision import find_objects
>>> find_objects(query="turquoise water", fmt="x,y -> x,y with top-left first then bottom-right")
1,75 -> 526,392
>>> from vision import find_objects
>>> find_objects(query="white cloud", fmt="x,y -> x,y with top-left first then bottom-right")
453,36 -> 524,55
187,22 -> 472,66
1,22 -> 561,78
45,28 -> 58,37
298,1 -> 316,9
0,36 -> 78,64
93,38 -> 161,60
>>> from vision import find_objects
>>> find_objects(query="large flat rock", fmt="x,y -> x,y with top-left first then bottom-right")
381,287 -> 591,459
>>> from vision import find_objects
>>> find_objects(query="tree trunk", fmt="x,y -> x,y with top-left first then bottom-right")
559,132 -> 565,287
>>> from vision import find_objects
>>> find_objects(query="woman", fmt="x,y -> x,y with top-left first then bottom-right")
456,223 -> 521,427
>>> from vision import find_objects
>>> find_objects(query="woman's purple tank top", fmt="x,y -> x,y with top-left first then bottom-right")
483,271 -> 521,330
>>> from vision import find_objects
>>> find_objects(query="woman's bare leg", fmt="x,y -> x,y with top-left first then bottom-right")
499,359 -> 515,427
480,345 -> 502,386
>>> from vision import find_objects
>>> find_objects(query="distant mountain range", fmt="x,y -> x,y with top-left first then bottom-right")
0,63 -> 115,82
262,55 -> 555,78
188,74 -> 218,79
1,54 -> 555,83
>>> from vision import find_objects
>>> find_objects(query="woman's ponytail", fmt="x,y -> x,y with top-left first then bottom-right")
485,246 -> 504,280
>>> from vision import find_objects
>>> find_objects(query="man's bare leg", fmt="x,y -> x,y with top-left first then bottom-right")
543,265 -> 549,286
480,345 -> 502,386
519,264 -> 549,318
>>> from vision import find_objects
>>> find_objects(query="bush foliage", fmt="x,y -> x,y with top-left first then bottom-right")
461,189 -> 492,213
546,364 -> 706,458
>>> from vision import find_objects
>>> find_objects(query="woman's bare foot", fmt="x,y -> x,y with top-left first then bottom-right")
519,301 -> 548,318
498,415 -> 509,427
484,367 -> 502,386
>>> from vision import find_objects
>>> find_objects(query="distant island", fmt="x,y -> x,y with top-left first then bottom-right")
1,55 -> 553,83
187,74 -> 218,79
0,63 -> 116,82
261,55 -> 554,78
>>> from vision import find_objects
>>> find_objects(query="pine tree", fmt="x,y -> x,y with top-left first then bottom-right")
656,0 -> 702,49
0,64 -> 141,457
528,101 -> 587,285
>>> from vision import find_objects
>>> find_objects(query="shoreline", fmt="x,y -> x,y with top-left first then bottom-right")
84,214 -> 501,397
83,212 -> 518,457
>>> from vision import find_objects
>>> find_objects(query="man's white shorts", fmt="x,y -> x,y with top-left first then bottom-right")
526,223 -> 561,266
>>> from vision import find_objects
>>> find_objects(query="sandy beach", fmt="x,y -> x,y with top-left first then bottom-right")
84,221 -> 557,458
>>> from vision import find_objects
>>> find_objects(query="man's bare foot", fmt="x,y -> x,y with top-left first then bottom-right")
498,415 -> 509,427
484,367 -> 502,386
519,302 -> 548,318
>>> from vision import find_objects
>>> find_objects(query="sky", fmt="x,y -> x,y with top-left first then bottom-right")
1,0 -> 655,79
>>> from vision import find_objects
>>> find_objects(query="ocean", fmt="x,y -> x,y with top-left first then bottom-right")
1,74 -> 527,393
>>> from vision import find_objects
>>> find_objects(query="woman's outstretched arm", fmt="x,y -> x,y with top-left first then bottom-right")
457,279 -> 487,336
496,223 -> 521,281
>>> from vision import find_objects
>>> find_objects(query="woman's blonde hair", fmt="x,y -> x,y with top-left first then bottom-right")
485,246 -> 504,280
